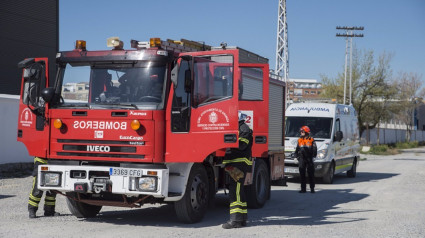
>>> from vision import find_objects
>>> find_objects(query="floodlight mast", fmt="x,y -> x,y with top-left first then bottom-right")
336,26 -> 364,105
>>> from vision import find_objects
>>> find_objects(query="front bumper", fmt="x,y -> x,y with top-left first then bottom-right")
37,164 -> 169,198
284,159 -> 332,178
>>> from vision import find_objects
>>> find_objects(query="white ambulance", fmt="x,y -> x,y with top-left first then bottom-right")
284,103 -> 360,183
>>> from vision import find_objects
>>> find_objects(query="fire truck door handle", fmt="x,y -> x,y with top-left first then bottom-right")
255,136 -> 267,144
224,134 -> 237,143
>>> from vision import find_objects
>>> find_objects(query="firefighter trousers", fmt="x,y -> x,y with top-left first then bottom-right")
28,158 -> 57,213
224,157 -> 252,222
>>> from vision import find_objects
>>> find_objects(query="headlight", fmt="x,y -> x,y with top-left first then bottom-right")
42,172 -> 61,186
316,149 -> 327,160
138,177 -> 157,191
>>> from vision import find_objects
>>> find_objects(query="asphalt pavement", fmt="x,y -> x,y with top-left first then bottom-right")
1,147 -> 424,238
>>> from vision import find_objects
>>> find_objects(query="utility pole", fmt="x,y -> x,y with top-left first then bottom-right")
276,0 -> 289,107
336,26 -> 364,105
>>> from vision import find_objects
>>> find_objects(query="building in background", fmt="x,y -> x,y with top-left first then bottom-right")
0,0 -> 58,95
0,0 -> 58,165
287,78 -> 323,102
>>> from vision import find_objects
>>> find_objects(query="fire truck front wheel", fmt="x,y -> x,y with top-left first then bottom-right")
246,159 -> 270,209
66,192 -> 102,218
174,164 -> 209,223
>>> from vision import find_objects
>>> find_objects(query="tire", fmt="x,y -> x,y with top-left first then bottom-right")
347,158 -> 357,178
246,159 -> 270,209
65,192 -> 102,218
323,162 -> 335,184
174,164 -> 209,223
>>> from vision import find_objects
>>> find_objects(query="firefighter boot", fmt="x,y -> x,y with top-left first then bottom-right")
44,206 -> 60,217
28,207 -> 37,219
222,220 -> 243,229
242,213 -> 248,227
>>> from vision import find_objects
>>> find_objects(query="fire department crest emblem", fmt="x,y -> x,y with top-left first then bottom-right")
209,112 -> 218,124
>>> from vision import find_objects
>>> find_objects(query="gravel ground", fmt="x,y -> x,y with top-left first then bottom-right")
1,148 -> 424,238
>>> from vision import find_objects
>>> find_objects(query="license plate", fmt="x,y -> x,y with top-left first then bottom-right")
284,167 -> 298,173
109,168 -> 143,177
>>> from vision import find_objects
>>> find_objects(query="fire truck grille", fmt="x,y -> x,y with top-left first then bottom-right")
57,152 -> 144,159
56,139 -> 145,159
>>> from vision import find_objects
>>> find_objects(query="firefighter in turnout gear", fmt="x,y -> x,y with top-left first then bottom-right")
222,112 -> 253,229
295,126 -> 317,193
28,157 -> 59,218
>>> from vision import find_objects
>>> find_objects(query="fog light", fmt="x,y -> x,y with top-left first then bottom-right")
138,177 -> 157,191
43,172 -> 61,186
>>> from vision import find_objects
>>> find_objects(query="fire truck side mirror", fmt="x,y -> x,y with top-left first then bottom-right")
171,64 -> 179,88
41,87 -> 55,103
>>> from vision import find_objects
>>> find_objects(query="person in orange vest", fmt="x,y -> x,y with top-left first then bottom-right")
295,126 -> 317,193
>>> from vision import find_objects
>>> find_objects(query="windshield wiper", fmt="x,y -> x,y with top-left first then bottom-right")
93,103 -> 139,110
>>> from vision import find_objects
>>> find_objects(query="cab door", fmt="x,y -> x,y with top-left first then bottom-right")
17,58 -> 50,157
166,51 -> 239,162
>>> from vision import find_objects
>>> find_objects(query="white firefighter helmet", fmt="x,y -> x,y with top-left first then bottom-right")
238,111 -> 247,121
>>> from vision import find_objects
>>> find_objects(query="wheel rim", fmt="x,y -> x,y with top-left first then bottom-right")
190,175 -> 207,211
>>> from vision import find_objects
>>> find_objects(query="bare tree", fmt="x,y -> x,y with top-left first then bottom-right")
394,72 -> 425,141
321,49 -> 396,139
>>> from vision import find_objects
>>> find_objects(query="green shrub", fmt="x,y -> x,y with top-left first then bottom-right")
370,144 -> 389,153
395,141 -> 419,149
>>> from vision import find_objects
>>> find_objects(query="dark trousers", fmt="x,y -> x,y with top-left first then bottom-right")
28,161 -> 57,212
225,160 -> 251,222
228,170 -> 247,222
299,163 -> 315,191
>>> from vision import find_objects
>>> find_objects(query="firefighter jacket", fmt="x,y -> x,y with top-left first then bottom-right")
227,120 -> 253,161
295,136 -> 317,167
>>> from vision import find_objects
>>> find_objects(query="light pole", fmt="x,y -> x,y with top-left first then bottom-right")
336,26 -> 364,105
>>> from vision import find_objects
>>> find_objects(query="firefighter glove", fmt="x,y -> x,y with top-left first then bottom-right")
225,166 -> 244,182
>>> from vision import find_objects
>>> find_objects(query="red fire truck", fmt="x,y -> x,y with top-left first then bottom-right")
17,37 -> 286,223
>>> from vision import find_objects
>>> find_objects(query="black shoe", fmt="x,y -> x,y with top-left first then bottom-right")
311,189 -> 315,193
29,210 -> 37,219
44,211 -> 60,217
222,221 -> 243,229
299,190 -> 306,193
241,220 -> 247,227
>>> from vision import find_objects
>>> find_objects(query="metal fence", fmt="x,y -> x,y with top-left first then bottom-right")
361,128 -> 425,145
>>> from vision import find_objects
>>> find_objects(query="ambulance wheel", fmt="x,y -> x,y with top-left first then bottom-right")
246,159 -> 270,209
323,162 -> 335,184
66,192 -> 102,218
347,158 -> 357,178
174,164 -> 209,223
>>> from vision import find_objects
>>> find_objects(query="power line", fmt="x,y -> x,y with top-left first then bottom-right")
336,26 -> 364,105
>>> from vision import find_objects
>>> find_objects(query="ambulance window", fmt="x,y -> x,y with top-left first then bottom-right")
239,67 -> 263,100
334,119 -> 340,136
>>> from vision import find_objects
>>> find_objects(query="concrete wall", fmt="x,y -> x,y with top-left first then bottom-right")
0,95 -> 32,164
361,127 -> 425,145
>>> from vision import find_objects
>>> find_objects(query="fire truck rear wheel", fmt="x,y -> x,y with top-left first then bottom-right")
174,164 -> 209,223
66,192 -> 102,218
246,159 -> 270,209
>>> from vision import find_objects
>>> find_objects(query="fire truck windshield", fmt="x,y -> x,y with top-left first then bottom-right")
58,62 -> 167,109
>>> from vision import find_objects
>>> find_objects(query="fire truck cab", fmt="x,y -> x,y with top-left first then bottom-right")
17,37 -> 286,223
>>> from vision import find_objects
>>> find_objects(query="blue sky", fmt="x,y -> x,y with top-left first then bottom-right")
60,0 -> 425,83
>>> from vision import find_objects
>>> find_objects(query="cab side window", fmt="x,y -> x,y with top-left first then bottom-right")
171,61 -> 190,132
